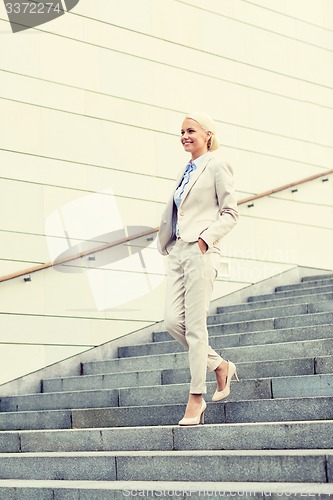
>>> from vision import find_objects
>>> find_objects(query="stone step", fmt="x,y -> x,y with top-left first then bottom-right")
208,301 -> 333,325
153,319 -> 333,343
210,310 -> 333,336
302,273 -> 333,282
154,318 -> 275,340
120,374 -> 333,407
0,450 -> 331,483
272,374 -> 333,398
216,292 -> 333,315
316,354 -> 333,374
42,369 -> 163,393
172,420 -> 333,451
0,480 -> 332,500
208,303 -> 308,325
0,409 -> 72,431
117,378 -> 271,407
0,396 -> 332,430
0,420 -> 332,454
248,284 -> 333,303
275,311 -> 333,329
154,322 -> 333,345
42,354 -> 333,394
0,379 -> 268,413
5,373 -> 332,413
83,338 -> 333,375
276,278 -> 333,292
0,389 -> 119,413
66,396 -> 333,428
144,311 -> 333,348
207,311 -> 333,335
124,324 -> 333,358
162,355 -> 333,386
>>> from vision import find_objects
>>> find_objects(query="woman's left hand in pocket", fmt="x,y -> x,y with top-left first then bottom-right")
198,237 -> 208,254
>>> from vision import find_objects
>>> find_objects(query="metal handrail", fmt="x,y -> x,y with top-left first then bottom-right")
1,168 -> 332,284
0,227 -> 159,283
238,168 -> 333,205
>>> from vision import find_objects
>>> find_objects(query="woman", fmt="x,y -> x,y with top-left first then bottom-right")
157,112 -> 239,426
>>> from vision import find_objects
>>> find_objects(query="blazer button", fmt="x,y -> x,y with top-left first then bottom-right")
179,211 -> 184,216
213,240 -> 218,245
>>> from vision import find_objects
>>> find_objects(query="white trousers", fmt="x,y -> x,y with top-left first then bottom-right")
164,239 -> 223,394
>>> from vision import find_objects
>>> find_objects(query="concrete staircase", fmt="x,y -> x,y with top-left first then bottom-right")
0,273 -> 333,499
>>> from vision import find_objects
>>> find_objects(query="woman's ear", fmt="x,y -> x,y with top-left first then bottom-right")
207,131 -> 213,149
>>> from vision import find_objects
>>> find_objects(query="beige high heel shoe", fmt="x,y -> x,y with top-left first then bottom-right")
178,399 -> 206,426
212,360 -> 239,402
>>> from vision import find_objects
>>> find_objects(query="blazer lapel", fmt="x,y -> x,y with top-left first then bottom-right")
179,155 -> 213,207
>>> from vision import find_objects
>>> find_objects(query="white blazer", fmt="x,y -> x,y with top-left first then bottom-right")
157,153 -> 238,255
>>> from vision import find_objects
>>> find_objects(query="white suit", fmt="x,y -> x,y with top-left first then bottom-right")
157,153 -> 238,394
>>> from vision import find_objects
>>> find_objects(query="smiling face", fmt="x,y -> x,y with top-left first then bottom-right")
180,118 -> 212,160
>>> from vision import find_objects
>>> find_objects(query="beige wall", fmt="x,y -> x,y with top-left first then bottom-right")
0,0 -> 332,384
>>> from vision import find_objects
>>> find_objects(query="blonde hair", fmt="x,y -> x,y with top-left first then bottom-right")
185,112 -> 219,151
